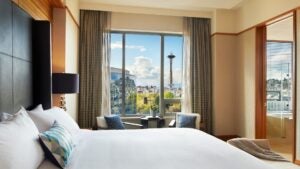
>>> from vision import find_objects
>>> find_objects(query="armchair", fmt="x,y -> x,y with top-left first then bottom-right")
96,116 -> 144,130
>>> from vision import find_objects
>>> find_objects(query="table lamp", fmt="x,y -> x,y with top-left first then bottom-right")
52,73 -> 79,111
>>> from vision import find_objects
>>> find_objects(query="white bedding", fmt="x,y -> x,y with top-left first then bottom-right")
38,128 -> 275,169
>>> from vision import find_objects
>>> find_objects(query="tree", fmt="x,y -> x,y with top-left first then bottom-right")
164,91 -> 175,99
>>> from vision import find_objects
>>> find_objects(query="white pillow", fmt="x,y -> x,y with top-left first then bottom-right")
27,104 -> 45,131
28,106 -> 80,134
0,112 -> 14,121
0,107 -> 44,169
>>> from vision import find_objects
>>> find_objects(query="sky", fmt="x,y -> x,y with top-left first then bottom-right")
110,33 -> 183,87
266,42 -> 292,80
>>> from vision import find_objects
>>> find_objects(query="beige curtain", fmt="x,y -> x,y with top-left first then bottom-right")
78,10 -> 111,128
182,19 -> 192,114
182,17 -> 213,134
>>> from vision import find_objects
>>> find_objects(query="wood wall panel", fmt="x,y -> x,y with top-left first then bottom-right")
12,0 -> 64,21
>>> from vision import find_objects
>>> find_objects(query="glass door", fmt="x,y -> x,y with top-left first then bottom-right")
266,15 -> 294,161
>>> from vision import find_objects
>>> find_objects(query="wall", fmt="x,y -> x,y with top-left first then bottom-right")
52,0 -> 79,121
64,0 -> 80,23
80,2 -> 212,18
212,9 -> 236,34
65,10 -> 79,121
111,12 -> 183,33
211,34 -> 237,135
52,8 -> 66,74
235,29 -> 256,138
211,29 -> 257,137
235,0 -> 300,33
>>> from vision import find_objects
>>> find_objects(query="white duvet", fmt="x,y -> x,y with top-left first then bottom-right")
39,128 -> 275,169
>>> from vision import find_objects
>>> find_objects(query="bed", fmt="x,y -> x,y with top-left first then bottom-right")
37,128 -> 275,169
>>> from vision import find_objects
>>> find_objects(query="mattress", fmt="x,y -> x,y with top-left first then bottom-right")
38,128 -> 275,169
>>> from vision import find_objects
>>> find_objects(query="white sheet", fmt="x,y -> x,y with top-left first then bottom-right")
39,128 -> 275,169
263,160 -> 300,169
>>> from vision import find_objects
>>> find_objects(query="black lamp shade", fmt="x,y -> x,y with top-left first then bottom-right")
52,73 -> 79,94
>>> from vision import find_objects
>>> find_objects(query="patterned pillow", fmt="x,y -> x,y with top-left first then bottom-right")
39,121 -> 74,168
104,115 -> 125,129
177,114 -> 196,128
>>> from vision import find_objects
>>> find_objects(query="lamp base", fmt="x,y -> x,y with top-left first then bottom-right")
59,95 -> 67,111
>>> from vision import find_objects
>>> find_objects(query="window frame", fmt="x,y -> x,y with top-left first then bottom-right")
110,30 -> 183,117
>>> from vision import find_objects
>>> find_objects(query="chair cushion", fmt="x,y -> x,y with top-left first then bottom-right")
104,115 -> 125,129
177,114 -> 197,128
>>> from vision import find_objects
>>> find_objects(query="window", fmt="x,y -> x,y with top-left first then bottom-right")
110,32 -> 183,116
266,41 -> 293,114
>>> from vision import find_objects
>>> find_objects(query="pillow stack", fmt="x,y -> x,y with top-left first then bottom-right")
0,105 -> 80,169
0,107 -> 44,169
28,106 -> 80,134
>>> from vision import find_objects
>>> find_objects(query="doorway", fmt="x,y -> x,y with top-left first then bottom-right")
266,15 -> 295,161
256,13 -> 295,162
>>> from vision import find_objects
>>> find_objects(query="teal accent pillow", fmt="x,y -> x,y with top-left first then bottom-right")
39,121 -> 74,168
177,114 -> 196,128
104,115 -> 125,129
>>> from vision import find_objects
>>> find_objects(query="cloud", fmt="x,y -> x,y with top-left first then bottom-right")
267,53 -> 291,63
127,56 -> 160,86
126,56 -> 182,87
111,41 -> 122,49
267,43 -> 292,63
267,45 -> 292,80
111,41 -> 146,52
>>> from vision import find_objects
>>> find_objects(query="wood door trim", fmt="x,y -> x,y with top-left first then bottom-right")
210,10 -> 297,37
295,160 -> 300,165
255,26 -> 267,139
293,10 -> 297,163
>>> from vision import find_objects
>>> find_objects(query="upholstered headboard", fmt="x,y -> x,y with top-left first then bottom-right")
0,0 -> 52,114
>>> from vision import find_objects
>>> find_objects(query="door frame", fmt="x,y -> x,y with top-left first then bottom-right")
255,11 -> 297,161
255,25 -> 267,139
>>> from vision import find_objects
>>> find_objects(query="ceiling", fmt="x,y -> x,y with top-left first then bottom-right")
79,0 -> 245,11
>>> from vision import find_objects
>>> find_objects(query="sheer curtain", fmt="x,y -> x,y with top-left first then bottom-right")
182,18 -> 192,114
182,17 -> 213,134
78,10 -> 111,128
101,15 -> 111,116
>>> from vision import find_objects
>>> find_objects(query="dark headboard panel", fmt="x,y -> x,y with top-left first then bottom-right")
0,0 -> 52,113
32,21 -> 52,110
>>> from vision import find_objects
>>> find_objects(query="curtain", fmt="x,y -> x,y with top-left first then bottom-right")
78,10 -> 111,129
182,17 -> 213,134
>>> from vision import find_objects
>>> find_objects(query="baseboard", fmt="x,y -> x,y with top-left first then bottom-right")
294,160 -> 300,165
215,135 -> 239,141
